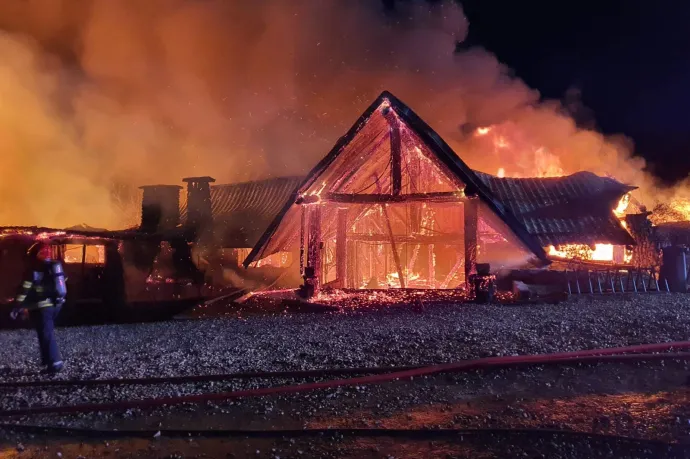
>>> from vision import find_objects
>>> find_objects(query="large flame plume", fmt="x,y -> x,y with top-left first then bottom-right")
0,1 -> 686,229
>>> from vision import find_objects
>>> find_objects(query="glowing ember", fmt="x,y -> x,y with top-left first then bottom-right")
386,270 -> 421,288
308,288 -> 515,308
146,276 -> 178,284
548,244 -> 615,262
476,127 -> 491,136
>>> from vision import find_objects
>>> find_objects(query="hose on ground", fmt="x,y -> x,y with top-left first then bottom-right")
2,340 -> 689,390
1,340 -> 689,417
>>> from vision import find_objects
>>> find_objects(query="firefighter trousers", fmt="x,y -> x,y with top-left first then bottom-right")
29,306 -> 62,367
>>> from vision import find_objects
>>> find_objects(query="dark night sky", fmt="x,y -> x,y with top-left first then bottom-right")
394,0 -> 690,185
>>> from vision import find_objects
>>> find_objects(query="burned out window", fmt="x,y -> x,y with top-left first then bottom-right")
63,244 -> 83,264
85,245 -> 105,264
63,244 -> 106,265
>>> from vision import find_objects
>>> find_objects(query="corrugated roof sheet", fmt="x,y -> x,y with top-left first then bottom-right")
200,176 -> 302,247
655,221 -> 690,247
474,171 -> 636,246
210,176 -> 302,220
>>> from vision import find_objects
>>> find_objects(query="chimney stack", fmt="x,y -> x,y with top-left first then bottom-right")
182,176 -> 216,233
139,185 -> 183,233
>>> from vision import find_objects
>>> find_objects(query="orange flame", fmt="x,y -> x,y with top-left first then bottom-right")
548,244 -> 614,262
614,193 -> 631,217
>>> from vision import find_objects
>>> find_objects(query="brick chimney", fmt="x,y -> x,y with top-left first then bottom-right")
139,185 -> 182,233
182,176 -> 216,233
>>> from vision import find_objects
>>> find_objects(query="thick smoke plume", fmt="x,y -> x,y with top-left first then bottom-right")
0,0 -> 677,229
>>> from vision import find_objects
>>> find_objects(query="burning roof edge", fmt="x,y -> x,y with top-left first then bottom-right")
243,90 -> 550,268
0,225 -> 168,242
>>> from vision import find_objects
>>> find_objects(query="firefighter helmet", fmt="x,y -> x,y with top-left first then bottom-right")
27,242 -> 53,261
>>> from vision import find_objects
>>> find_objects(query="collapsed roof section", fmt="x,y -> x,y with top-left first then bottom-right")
244,91 -> 550,268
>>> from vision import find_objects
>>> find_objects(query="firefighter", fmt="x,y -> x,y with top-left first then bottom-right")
10,242 -> 67,373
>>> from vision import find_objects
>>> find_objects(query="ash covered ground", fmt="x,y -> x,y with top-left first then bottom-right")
1,294 -> 690,458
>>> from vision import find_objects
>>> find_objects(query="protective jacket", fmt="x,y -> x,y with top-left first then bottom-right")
15,259 -> 67,310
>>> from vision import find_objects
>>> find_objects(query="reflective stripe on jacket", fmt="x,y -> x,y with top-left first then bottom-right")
15,267 -> 56,310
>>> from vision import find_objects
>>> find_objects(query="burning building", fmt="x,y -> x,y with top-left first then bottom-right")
243,91 -> 638,294
3,90 -> 683,320
0,175 -> 302,325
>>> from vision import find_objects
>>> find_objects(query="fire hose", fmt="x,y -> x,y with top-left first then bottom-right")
1,340 -> 689,417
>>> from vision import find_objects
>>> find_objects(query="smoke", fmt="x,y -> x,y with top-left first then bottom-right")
0,0 -> 675,228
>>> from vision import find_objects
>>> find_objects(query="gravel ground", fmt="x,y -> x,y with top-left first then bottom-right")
1,430 -> 687,459
1,294 -> 689,382
1,294 -> 690,456
1,362 -> 689,457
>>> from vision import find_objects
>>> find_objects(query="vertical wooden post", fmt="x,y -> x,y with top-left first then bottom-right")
336,207 -> 348,288
299,205 -> 306,276
347,241 -> 355,289
428,244 -> 436,288
307,205 -> 322,292
381,204 -> 405,288
390,120 -> 402,196
464,199 -> 478,286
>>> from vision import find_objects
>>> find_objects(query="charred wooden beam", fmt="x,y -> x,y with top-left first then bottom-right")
464,198 -> 478,285
306,206 -> 322,293
346,240 -> 355,289
323,192 -> 464,204
348,233 -> 463,243
299,205 -> 306,276
295,195 -> 321,205
336,208 -> 348,287
390,120 -> 402,195
382,104 -> 402,195
428,244 -> 436,288
381,203 -> 405,288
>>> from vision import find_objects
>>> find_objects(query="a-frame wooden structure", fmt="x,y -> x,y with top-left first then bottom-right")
244,91 -> 549,290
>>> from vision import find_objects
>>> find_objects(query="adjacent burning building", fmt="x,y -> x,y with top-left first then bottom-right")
243,91 -> 638,293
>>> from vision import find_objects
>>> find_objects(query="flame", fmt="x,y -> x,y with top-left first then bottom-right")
386,270 -> 421,287
648,198 -> 690,224
671,199 -> 690,220
496,167 -> 505,178
624,248 -> 633,264
479,124 -> 564,178
614,193 -> 631,217
666,199 -> 690,221
548,244 -> 614,262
